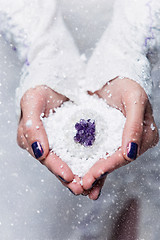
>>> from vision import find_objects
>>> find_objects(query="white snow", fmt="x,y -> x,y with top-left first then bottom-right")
42,94 -> 125,176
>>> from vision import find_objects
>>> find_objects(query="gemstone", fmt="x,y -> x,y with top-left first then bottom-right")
74,119 -> 96,147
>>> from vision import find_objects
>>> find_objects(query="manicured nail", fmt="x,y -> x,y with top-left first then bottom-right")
58,175 -> 70,183
92,190 -> 102,201
127,142 -> 138,160
92,179 -> 98,188
99,171 -> 109,179
97,190 -> 102,200
31,142 -> 44,159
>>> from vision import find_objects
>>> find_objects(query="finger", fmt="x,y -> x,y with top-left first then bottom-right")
18,119 -> 44,159
122,92 -> 148,161
81,190 -> 90,196
140,104 -> 159,154
140,126 -> 158,155
40,151 -> 74,183
17,123 -> 35,159
17,121 -> 28,149
83,149 -> 128,190
21,89 -> 49,160
88,177 -> 106,200
66,175 -> 84,195
44,89 -> 69,117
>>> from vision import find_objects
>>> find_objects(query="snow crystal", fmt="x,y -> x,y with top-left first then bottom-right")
25,119 -> 32,127
42,94 -> 125,177
150,123 -> 155,131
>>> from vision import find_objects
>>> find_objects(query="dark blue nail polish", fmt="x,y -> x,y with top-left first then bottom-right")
58,175 -> 70,183
97,190 -> 102,200
92,179 -> 98,188
99,171 -> 109,179
127,142 -> 138,160
31,142 -> 44,159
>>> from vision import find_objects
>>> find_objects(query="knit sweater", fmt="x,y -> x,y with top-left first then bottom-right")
0,0 -> 160,116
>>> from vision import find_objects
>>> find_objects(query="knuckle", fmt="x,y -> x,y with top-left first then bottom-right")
17,127 -> 23,145
129,122 -> 143,138
125,88 -> 148,105
18,141 -> 26,149
20,86 -> 46,109
17,133 -> 25,149
24,125 -> 35,136
23,126 -> 39,143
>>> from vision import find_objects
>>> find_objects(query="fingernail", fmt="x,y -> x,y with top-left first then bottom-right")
92,179 -> 98,188
31,142 -> 44,159
58,175 -> 70,183
97,190 -> 102,200
92,190 -> 102,201
99,171 -> 109,179
127,142 -> 138,160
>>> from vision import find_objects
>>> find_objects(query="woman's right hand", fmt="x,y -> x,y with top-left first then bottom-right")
82,77 -> 159,200
17,85 -> 83,195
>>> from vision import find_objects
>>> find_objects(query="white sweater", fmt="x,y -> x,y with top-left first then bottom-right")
0,0 -> 160,116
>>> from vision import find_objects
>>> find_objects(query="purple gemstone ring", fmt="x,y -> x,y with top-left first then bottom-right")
74,119 -> 96,147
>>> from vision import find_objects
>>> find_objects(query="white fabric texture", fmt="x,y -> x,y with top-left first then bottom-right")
0,0 -> 85,116
86,0 -> 160,96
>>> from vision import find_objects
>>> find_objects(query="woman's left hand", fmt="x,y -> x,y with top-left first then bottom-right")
82,77 -> 159,200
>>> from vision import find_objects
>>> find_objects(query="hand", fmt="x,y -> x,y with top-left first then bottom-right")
82,78 -> 159,200
17,85 -> 83,195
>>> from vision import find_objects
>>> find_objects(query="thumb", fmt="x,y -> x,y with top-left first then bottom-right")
21,90 -> 49,160
122,98 -> 146,161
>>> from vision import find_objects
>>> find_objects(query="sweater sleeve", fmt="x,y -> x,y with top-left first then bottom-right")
85,0 -> 160,97
0,0 -> 85,117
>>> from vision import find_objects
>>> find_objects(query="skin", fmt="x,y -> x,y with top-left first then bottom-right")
17,78 -> 159,199
17,85 -> 83,195
83,77 -> 159,199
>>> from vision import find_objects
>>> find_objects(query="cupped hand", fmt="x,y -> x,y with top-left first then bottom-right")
82,77 -> 159,200
17,85 -> 83,195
